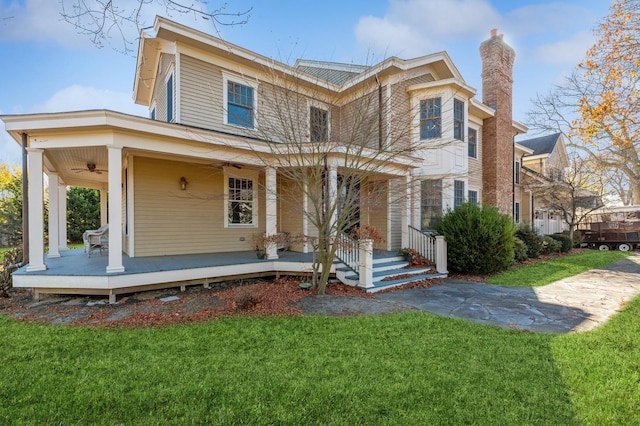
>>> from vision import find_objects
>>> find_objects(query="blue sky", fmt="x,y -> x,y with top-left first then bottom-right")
0,0 -> 611,166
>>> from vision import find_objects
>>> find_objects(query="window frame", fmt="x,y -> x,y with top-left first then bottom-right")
515,160 -> 521,184
166,72 -> 174,123
454,180 -> 465,208
468,189 -> 478,206
420,179 -> 443,230
453,98 -> 464,141
419,97 -> 442,139
224,169 -> 259,228
309,105 -> 329,142
468,127 -> 477,158
515,201 -> 521,223
223,73 -> 258,129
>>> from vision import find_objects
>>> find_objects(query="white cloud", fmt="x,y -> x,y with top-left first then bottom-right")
355,0 -> 501,57
503,3 -> 596,38
534,31 -> 595,65
0,0 -> 217,50
34,85 -> 147,116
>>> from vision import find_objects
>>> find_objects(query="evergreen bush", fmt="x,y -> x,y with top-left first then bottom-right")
513,237 -> 528,262
515,223 -> 544,259
550,234 -> 573,252
541,235 -> 562,254
435,203 -> 515,275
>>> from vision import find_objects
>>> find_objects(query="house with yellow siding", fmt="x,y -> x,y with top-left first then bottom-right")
1,17 -> 529,301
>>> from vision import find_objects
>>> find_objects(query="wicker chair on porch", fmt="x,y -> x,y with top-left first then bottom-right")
83,224 -> 109,257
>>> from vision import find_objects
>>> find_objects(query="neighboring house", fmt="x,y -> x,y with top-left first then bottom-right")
516,132 -> 571,234
1,18 -> 526,299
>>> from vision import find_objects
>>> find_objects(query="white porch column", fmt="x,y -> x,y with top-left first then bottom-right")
328,163 -> 338,237
47,173 -> 60,258
358,238 -> 374,288
265,166 -> 278,260
26,148 -> 46,272
58,183 -> 68,250
100,189 -> 108,226
302,179 -> 309,254
106,146 -> 124,273
401,175 -> 410,248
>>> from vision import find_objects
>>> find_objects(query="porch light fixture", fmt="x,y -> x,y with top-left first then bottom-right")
179,176 -> 188,190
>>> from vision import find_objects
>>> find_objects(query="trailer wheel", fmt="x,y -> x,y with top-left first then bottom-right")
598,244 -> 610,251
618,243 -> 631,252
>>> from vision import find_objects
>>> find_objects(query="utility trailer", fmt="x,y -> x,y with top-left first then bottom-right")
578,206 -> 640,251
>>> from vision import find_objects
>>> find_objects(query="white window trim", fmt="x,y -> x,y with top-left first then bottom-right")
223,167 -> 259,228
222,71 -> 259,130
453,98 -> 465,141
468,126 -> 479,159
307,100 -> 330,142
468,187 -> 479,205
165,68 -> 175,123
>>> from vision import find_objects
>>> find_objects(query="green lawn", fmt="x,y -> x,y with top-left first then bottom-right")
0,251 -> 638,424
487,250 -> 631,287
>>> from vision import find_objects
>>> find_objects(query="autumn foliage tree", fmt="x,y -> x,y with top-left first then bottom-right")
527,0 -> 640,204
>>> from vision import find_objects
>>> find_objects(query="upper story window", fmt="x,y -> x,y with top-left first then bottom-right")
226,175 -> 256,226
227,81 -> 255,128
454,180 -> 465,208
420,97 -> 441,139
453,99 -> 464,141
310,106 -> 329,142
468,127 -> 477,158
166,73 -> 174,123
515,160 -> 521,184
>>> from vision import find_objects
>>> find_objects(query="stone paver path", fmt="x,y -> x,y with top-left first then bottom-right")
376,254 -> 640,333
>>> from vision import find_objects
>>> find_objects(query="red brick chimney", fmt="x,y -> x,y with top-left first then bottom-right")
480,29 -> 515,215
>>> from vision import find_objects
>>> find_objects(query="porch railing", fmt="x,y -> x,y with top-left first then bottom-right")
335,232 -> 359,273
408,226 -> 447,274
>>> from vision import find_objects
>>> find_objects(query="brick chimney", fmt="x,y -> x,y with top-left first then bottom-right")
480,29 -> 515,215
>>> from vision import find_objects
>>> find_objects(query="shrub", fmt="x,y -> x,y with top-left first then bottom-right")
234,287 -> 262,311
550,234 -> 573,252
515,223 -> 544,259
513,237 -> 528,262
435,203 -> 515,275
0,248 -> 22,297
541,235 -> 562,254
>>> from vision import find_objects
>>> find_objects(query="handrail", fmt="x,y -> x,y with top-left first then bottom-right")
334,232 -> 359,273
408,225 -> 437,264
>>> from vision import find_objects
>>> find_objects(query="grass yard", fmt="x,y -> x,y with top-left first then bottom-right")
0,250 -> 638,424
487,250 -> 630,287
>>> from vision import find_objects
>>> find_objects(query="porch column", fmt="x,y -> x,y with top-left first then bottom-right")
401,175 -> 410,248
358,238 -> 374,288
327,163 -> 338,237
265,166 -> 278,260
58,183 -> 68,250
47,172 -> 60,258
106,146 -> 124,273
100,189 -> 108,226
302,179 -> 309,254
26,148 -> 46,272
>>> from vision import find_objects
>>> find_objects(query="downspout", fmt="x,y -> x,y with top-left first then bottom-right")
21,132 -> 29,265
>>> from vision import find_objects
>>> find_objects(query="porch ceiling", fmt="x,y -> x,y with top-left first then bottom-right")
46,146 -> 108,189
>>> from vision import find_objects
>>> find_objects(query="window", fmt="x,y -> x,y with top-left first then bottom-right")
515,160 -> 521,184
421,179 -> 442,229
453,99 -> 464,140
454,180 -> 465,208
515,202 -> 521,223
420,97 -> 441,139
468,190 -> 478,206
227,81 -> 254,128
166,74 -> 174,123
227,176 -> 255,226
468,128 -> 477,158
310,106 -> 329,142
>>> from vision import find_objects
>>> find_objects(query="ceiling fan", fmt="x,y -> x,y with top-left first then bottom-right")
72,163 -> 108,174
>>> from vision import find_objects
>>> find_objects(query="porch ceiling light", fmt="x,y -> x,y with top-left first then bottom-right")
179,176 -> 188,190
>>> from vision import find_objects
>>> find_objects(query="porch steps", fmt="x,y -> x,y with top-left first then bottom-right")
336,255 -> 447,293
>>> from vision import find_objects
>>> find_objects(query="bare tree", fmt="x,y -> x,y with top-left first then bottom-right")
60,0 -> 251,54
524,153 -> 605,242
219,63 -> 463,294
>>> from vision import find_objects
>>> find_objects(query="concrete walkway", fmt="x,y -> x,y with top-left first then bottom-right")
376,254 -> 640,333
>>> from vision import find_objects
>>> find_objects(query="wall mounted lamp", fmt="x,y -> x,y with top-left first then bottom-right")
179,176 -> 188,190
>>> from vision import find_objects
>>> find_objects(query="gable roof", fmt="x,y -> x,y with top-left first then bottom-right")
518,132 -> 562,156
294,60 -> 369,86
